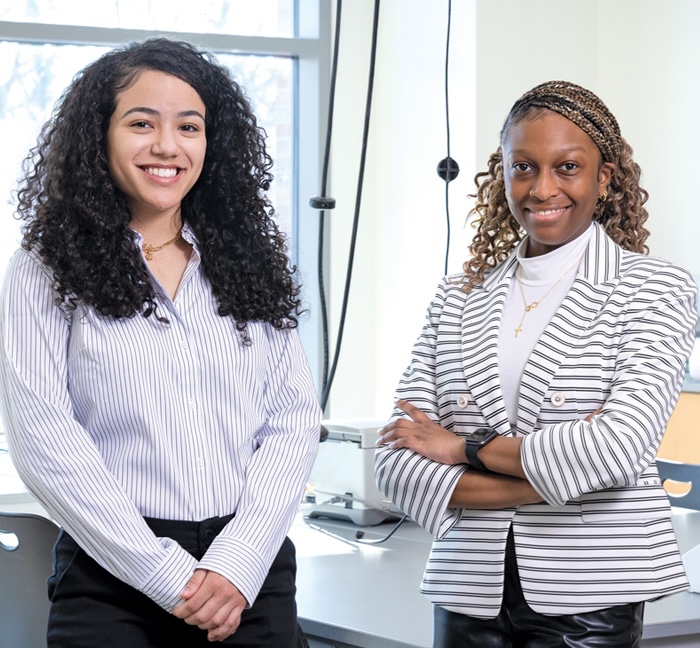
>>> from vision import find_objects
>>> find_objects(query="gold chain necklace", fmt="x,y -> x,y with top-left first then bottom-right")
142,230 -> 182,261
514,257 -> 582,338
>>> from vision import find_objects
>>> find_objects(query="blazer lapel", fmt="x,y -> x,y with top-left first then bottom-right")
461,253 -> 518,434
516,223 -> 623,435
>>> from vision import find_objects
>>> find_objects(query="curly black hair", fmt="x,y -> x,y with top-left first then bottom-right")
16,38 -> 302,342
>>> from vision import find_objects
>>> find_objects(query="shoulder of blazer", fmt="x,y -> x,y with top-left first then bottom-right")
581,221 -> 695,290
618,247 -> 696,283
436,273 -> 475,303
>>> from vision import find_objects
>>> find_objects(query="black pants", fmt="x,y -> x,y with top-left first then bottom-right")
47,514 -> 300,647
434,528 -> 644,648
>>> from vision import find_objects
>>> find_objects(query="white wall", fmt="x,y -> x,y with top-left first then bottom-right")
597,0 -> 700,268
325,0 -> 700,419
326,0 -> 476,419
474,1 -> 599,164
476,0 -> 700,269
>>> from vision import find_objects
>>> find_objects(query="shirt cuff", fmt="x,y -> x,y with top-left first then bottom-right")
198,536 -> 268,607
139,537 -> 199,612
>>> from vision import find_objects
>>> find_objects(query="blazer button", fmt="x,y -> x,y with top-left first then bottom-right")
457,394 -> 469,409
550,391 -> 566,407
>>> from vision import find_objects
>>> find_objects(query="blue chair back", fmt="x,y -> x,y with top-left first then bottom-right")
657,458 -> 700,510
0,512 -> 60,648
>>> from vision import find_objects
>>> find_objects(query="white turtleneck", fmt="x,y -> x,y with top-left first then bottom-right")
498,223 -> 594,430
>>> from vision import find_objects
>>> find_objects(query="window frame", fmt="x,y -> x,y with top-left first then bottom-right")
0,1 -> 329,390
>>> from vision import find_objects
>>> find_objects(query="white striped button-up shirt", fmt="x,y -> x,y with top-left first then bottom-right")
0,231 -> 321,611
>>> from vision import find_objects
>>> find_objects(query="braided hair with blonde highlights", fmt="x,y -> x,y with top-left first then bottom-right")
463,80 -> 649,293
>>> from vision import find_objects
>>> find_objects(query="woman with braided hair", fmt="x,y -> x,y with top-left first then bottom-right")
0,38 -> 320,647
375,80 -> 697,646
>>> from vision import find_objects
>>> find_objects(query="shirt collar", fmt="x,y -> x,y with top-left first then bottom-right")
482,221 -> 622,290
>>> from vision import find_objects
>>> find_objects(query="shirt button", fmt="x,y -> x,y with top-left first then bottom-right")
457,394 -> 469,409
550,391 -> 566,407
189,400 -> 196,410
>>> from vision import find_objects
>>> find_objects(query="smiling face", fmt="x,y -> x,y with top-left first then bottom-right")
502,109 -> 614,257
106,69 -> 207,226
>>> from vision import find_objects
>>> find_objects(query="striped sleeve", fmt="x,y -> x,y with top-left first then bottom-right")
521,260 -> 698,506
375,278 -> 466,538
0,250 -> 198,610
198,327 -> 321,604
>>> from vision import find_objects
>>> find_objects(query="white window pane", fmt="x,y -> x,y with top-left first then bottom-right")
0,42 -> 109,279
0,0 -> 294,37
217,53 -> 294,238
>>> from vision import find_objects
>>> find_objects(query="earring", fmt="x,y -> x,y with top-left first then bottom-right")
599,190 -> 608,202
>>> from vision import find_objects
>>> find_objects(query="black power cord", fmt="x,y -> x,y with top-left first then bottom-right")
310,0 -> 343,408
436,0 -> 459,277
354,513 -> 409,545
312,0 -> 454,412
311,0 -> 382,413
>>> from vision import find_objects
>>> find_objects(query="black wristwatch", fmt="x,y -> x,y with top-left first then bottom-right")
464,428 -> 498,471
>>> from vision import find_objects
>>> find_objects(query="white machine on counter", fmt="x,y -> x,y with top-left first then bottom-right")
306,419 -> 403,526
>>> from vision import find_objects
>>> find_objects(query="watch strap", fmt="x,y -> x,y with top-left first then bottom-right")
464,428 -> 498,471
464,437 -> 488,471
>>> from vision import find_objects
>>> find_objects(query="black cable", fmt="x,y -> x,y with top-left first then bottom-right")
443,0 -> 453,276
354,513 -> 409,545
320,0 -> 381,412
315,0 -> 343,398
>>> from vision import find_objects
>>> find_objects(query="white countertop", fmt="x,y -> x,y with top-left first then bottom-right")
0,436 -> 31,502
0,436 -> 48,514
2,441 -> 699,648
293,506 -> 700,648
292,511 -> 433,648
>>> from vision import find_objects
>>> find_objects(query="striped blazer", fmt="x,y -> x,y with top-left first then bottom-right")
375,223 -> 698,617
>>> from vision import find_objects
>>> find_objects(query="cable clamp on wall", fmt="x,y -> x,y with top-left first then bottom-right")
436,156 -> 460,183
309,196 -> 336,210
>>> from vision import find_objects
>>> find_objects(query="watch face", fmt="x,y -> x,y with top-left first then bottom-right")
470,428 -> 495,443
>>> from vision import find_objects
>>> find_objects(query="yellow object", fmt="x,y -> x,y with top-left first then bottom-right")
659,392 -> 700,463
658,392 -> 700,498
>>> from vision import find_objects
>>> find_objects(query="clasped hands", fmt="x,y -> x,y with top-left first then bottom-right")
377,399 -> 467,465
173,568 -> 247,643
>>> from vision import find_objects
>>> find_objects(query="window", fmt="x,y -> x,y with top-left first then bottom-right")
0,1 -> 328,384
0,0 -> 295,36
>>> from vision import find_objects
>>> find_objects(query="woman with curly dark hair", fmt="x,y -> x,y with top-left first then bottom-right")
0,38 -> 320,647
375,81 -> 697,646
